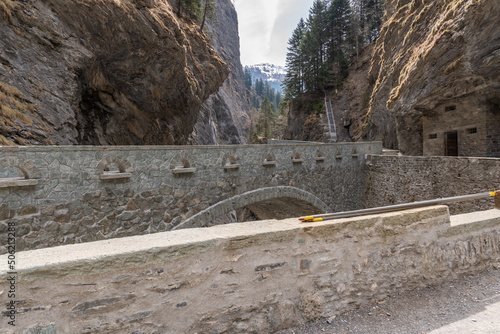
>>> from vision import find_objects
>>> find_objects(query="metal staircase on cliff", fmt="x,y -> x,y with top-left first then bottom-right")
324,92 -> 337,143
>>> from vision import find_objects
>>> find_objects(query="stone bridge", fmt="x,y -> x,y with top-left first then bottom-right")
0,142 -> 382,253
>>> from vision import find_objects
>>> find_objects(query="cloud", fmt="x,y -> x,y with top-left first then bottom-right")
268,0 -> 311,65
235,0 -> 314,66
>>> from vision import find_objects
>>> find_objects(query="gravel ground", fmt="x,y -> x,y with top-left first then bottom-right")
277,269 -> 500,334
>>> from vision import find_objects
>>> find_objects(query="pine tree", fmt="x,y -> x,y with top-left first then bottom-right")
255,78 -> 265,97
327,0 -> 353,60
300,30 -> 314,92
364,0 -> 385,42
351,0 -> 385,45
244,68 -> 252,90
180,0 -> 202,18
200,0 -> 216,31
283,18 -> 306,97
307,0 -> 329,89
257,97 -> 276,139
324,0 -> 353,88
275,91 -> 282,110
251,95 -> 260,109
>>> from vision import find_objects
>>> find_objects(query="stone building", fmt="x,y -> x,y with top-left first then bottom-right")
422,98 -> 500,157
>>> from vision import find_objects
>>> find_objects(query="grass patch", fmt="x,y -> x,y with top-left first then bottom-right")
384,0 -> 469,108
0,81 -> 35,125
444,56 -> 463,74
0,81 -> 24,98
0,134 -> 16,146
312,100 -> 324,116
0,0 -> 21,26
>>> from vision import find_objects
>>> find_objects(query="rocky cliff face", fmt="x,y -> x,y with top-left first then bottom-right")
283,93 -> 330,143
190,0 -> 254,145
0,0 -> 227,145
327,44 -> 392,146
357,0 -> 500,154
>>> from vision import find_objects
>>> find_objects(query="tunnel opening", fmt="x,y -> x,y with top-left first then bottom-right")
208,197 -> 325,227
173,186 -> 332,230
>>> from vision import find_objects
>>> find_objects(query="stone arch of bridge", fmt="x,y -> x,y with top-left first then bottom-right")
173,186 -> 331,230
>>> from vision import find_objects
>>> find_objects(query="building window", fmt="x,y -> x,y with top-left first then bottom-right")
445,105 -> 457,112
467,127 -> 478,134
429,134 -> 438,139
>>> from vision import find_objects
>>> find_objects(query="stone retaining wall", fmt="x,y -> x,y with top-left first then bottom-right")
0,143 -> 381,253
362,155 -> 500,214
1,207 -> 499,333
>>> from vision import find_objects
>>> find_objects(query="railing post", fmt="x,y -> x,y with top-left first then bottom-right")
496,194 -> 500,209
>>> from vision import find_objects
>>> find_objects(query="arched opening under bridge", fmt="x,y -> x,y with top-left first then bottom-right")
174,186 -> 331,230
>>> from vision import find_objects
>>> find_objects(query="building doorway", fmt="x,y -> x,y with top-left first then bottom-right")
445,131 -> 458,156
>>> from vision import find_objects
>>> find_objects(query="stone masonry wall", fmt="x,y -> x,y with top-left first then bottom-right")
362,155 -> 500,214
0,143 -> 381,254
1,206 -> 499,333
422,99 -> 489,157
487,106 -> 500,157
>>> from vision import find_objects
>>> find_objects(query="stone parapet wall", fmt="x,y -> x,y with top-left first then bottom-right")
0,143 -> 381,254
1,207 -> 499,333
362,155 -> 500,214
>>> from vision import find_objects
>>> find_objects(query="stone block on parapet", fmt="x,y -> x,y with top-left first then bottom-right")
0,177 -> 38,188
172,167 -> 197,174
224,163 -> 240,170
99,172 -> 132,181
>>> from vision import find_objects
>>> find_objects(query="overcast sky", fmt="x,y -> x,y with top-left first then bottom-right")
233,0 -> 315,67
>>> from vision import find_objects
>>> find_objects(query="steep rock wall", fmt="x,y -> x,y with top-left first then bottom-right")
0,0 -> 227,145
329,45 -> 399,147
190,0 -> 254,145
359,0 -> 500,154
283,93 -> 330,143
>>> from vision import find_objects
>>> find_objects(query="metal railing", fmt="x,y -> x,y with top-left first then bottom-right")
300,190 -> 500,222
324,92 -> 337,143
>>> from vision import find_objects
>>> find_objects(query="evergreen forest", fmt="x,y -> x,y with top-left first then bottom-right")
243,69 -> 287,143
244,68 -> 282,112
283,0 -> 385,96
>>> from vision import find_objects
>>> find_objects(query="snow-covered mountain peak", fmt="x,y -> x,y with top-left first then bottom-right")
245,63 -> 286,91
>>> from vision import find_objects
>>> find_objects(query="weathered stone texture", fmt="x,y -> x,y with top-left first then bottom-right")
0,0 -> 227,146
191,0 -> 255,145
362,0 -> 500,155
362,155 -> 500,214
422,99 -> 490,157
487,106 -> 500,157
0,143 -> 380,254
1,206 -> 499,333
